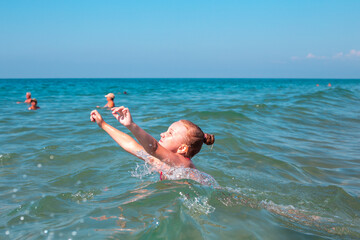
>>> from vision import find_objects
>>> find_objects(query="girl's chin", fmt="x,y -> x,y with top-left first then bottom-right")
158,141 -> 169,149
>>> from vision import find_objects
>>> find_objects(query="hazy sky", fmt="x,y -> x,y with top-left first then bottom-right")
1,0 -> 359,78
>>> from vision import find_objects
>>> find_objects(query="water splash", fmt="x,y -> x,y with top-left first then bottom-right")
59,190 -> 99,203
179,192 -> 215,215
133,150 -> 219,187
162,167 -> 219,187
130,162 -> 155,180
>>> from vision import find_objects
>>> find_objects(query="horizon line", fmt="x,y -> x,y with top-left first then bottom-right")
1,77 -> 360,80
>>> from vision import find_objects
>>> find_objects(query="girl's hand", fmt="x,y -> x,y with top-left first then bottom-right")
111,106 -> 133,127
90,110 -> 105,128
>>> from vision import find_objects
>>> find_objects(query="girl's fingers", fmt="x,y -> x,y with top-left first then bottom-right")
112,111 -> 121,121
112,111 -> 120,118
111,106 -> 125,114
90,110 -> 101,121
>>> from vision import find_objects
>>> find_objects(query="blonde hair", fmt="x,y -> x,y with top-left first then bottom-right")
179,120 -> 215,158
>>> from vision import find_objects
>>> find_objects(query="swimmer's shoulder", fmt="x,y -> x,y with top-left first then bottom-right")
184,158 -> 196,169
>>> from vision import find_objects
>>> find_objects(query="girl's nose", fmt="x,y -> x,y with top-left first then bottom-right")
160,132 -> 165,138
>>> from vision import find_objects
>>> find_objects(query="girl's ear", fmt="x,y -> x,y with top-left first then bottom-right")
177,144 -> 188,155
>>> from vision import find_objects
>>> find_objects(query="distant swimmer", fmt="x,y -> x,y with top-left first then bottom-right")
17,92 -> 32,104
90,107 -> 216,184
97,93 -> 115,109
28,98 -> 40,110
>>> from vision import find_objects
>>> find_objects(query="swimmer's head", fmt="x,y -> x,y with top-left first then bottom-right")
105,93 -> 115,101
26,92 -> 31,98
159,120 -> 215,158
30,98 -> 37,106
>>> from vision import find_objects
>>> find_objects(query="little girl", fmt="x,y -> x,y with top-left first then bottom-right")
90,106 -> 216,185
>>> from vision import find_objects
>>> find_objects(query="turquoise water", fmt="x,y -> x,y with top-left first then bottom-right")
1,79 -> 360,239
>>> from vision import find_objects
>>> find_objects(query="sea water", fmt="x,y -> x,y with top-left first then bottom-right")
1,78 -> 359,239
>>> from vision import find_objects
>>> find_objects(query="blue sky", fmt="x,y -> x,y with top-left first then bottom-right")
0,0 -> 359,78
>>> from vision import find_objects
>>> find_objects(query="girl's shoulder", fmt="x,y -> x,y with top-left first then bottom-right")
189,162 -> 196,169
181,156 -> 195,169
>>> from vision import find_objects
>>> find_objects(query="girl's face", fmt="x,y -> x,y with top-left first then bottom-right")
31,102 -> 36,107
159,121 -> 188,152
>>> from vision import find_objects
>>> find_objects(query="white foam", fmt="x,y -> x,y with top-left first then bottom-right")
130,162 -> 154,180
132,150 -> 219,187
162,167 -> 219,187
179,192 -> 215,215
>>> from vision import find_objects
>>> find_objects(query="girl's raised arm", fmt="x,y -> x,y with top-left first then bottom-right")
90,110 -> 143,159
91,110 -> 172,172
111,107 -> 188,167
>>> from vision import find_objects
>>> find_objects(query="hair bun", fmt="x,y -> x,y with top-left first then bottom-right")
203,133 -> 215,145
